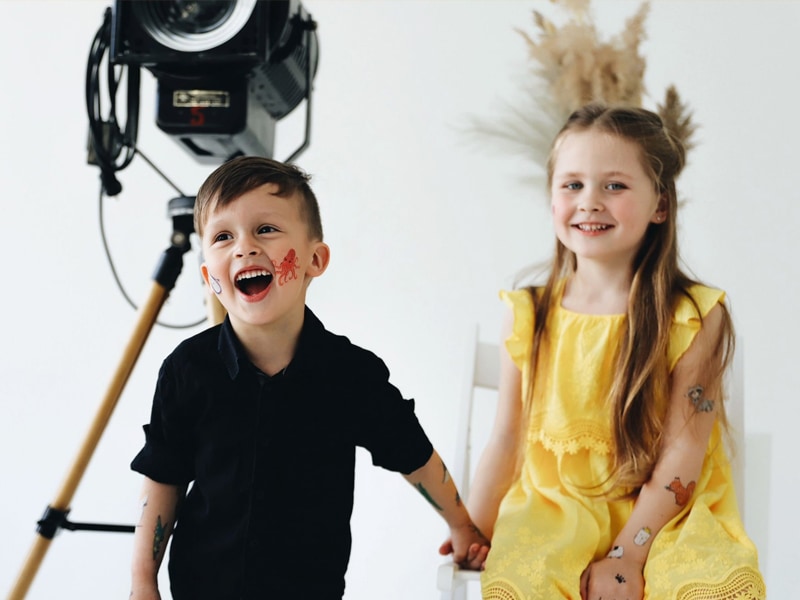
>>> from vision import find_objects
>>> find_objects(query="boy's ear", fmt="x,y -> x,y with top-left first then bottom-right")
200,263 -> 211,288
306,242 -> 330,278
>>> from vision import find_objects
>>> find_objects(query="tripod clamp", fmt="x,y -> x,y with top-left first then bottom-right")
155,195 -> 196,289
36,505 -> 135,538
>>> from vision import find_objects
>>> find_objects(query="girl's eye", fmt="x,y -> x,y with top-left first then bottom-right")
258,225 -> 278,234
607,182 -> 626,191
565,182 -> 582,190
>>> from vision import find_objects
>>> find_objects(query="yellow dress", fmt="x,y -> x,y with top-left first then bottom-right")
481,285 -> 765,600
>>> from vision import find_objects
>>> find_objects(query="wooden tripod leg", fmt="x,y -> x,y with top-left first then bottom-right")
7,282 -> 169,600
205,290 -> 227,326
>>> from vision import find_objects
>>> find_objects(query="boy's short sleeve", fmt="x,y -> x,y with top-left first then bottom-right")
348,350 -> 433,475
131,357 -> 195,485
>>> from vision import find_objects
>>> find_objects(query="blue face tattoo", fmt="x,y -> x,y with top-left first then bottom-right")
209,274 -> 222,294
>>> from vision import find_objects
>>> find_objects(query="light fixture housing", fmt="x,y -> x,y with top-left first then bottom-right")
110,0 -> 318,162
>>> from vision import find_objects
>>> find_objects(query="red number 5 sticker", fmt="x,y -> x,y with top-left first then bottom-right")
190,107 -> 205,126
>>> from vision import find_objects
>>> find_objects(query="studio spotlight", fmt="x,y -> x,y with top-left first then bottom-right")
110,0 -> 318,163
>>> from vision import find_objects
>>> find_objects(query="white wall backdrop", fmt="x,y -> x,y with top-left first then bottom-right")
1,1 -> 795,598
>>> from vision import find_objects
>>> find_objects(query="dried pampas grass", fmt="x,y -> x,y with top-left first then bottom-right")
468,0 -> 696,175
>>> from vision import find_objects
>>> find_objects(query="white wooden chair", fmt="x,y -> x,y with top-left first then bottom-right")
437,327 -> 500,600
727,336 -> 746,516
436,329 -> 747,599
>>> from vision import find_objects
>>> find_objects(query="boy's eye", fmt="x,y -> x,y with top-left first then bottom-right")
258,225 -> 278,234
565,182 -> 582,190
213,232 -> 232,243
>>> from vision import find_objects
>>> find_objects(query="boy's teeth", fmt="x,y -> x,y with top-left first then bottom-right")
236,269 -> 269,281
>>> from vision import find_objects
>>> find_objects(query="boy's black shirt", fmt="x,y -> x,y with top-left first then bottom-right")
131,307 -> 434,599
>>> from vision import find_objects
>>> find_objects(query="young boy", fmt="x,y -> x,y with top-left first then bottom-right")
129,156 -> 488,599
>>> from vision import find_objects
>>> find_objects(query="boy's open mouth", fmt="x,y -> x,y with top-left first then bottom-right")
235,269 -> 273,296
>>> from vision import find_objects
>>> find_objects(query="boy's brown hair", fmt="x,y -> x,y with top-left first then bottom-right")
194,156 -> 323,241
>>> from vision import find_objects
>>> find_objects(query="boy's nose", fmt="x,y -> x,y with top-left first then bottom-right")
235,240 -> 261,258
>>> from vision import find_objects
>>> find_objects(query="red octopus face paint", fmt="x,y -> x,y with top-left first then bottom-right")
273,248 -> 299,286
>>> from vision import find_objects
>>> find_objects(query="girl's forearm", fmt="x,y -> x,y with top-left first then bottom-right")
465,437 -> 518,539
610,427 -> 710,565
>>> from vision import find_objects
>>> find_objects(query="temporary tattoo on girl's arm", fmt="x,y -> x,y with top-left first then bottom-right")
665,476 -> 696,506
273,249 -> 299,285
633,527 -> 651,546
607,545 -> 624,558
455,490 -> 462,507
615,573 -> 626,583
687,385 -> 714,413
152,515 -> 166,560
415,483 -> 444,511
441,460 -> 451,484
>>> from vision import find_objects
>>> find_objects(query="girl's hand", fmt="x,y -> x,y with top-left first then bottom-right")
579,557 -> 644,600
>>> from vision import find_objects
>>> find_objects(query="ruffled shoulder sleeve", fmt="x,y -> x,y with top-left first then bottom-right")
499,288 -> 534,370
668,284 -> 726,371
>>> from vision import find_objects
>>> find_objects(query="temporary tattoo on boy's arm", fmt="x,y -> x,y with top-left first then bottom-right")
415,483 -> 444,511
273,248 -> 299,285
455,490 -> 462,507
210,274 -> 222,294
607,545 -> 624,558
152,515 -> 166,560
615,573 -> 626,584
441,460 -> 451,484
136,496 -> 149,527
633,527 -> 651,546
687,385 -> 715,413
470,523 -> 489,543
665,476 -> 696,506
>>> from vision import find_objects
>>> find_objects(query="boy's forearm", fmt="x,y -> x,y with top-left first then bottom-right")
131,478 -> 183,588
403,449 -> 472,528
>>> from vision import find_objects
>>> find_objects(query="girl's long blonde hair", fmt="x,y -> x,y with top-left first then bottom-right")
524,103 -> 733,495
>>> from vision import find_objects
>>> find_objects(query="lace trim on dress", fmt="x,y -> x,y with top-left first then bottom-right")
529,420 -> 612,456
533,431 -> 611,456
675,566 -> 766,600
482,578 -> 525,600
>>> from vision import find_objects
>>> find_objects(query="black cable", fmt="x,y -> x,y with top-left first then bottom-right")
85,7 -> 140,196
86,9 -> 202,328
97,182 -> 206,330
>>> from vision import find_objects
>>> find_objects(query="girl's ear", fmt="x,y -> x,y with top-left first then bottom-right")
651,194 -> 668,223
306,242 -> 330,278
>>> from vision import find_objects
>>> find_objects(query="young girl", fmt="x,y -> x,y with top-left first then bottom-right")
468,104 -> 766,599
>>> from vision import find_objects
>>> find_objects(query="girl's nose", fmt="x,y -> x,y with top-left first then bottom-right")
578,189 -> 603,212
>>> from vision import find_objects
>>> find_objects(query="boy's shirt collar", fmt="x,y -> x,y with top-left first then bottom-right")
217,306 -> 321,380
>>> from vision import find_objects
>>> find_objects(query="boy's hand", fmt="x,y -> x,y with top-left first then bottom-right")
439,522 -> 491,571
128,589 -> 161,600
